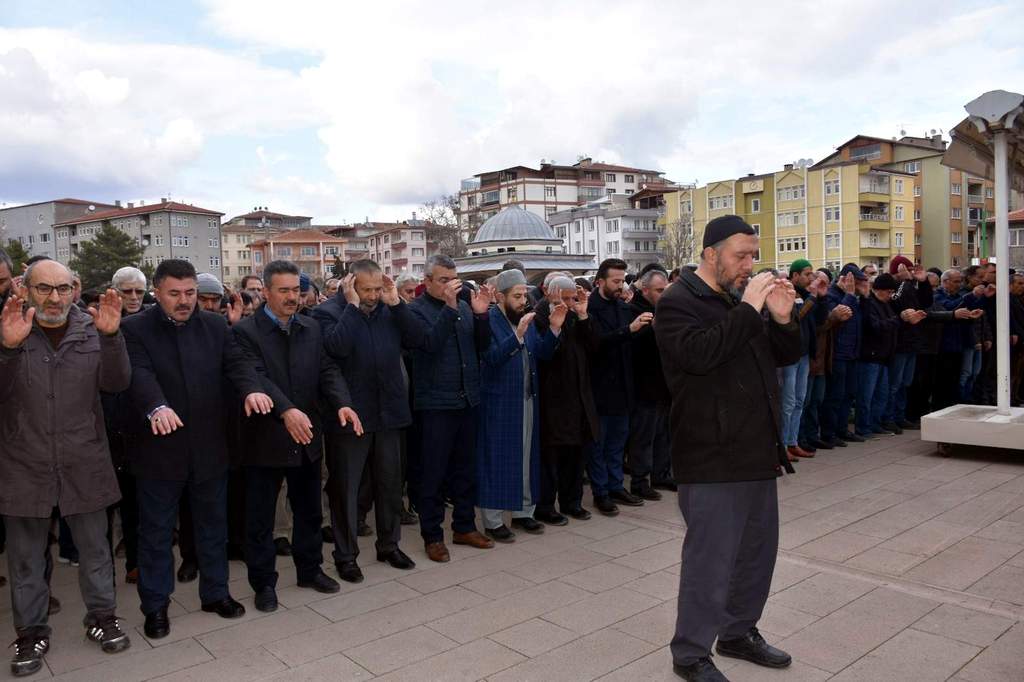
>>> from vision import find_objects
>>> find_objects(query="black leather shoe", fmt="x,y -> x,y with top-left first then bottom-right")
201,596 -> 245,619
485,525 -> 516,543
336,560 -> 364,584
321,526 -> 335,544
810,438 -> 834,450
357,521 -> 373,537
881,421 -> 903,435
898,419 -> 920,430
273,537 -> 292,557
176,560 -> 198,583
610,489 -> 644,506
715,627 -> 791,669
839,431 -> 866,443
254,586 -> 278,613
564,506 -> 592,520
143,608 -> 170,639
833,438 -> 848,447
510,517 -> 545,534
652,479 -> 678,492
377,548 -> 416,570
593,497 -> 619,516
535,509 -> 569,526
297,571 -> 341,593
631,482 -> 662,501
673,657 -> 728,681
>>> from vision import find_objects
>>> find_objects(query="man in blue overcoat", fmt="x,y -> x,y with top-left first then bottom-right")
476,269 -> 564,542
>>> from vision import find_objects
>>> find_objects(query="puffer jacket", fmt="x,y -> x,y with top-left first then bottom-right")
824,284 -> 862,361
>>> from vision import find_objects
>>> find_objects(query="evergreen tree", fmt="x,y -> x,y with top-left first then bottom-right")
3,239 -> 31,273
68,223 -> 146,289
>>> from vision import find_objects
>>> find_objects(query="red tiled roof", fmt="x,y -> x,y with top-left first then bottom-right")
55,201 -> 223,226
985,208 -> 1024,225
230,209 -> 312,221
251,228 -> 347,246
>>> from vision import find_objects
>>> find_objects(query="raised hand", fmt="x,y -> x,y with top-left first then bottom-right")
913,265 -> 928,282
1,295 -> 35,349
548,302 -> 569,332
282,407 -> 314,445
443,279 -> 463,310
471,283 -> 494,314
621,286 -> 634,304
150,406 -> 184,436
89,288 -> 124,335
515,311 -> 537,341
338,407 -> 364,436
629,311 -> 654,333
225,291 -> 243,326
244,392 -> 274,417
573,287 -> 590,319
896,263 -> 911,281
342,274 -> 360,307
831,304 -> 853,322
741,272 -> 775,313
808,275 -> 827,298
765,278 -> 796,322
839,272 -> 856,295
381,274 -> 400,306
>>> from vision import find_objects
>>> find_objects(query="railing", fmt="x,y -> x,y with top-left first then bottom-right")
859,213 -> 889,221
859,184 -> 889,194
967,194 -> 984,203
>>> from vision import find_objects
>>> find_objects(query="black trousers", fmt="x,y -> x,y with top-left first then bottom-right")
107,467 -> 139,573
933,351 -> 963,411
326,430 -> 402,563
415,408 -> 478,544
908,352 -> 938,420
671,479 -> 778,666
628,402 -> 672,488
537,445 -> 585,513
227,468 -> 246,552
244,457 -> 324,590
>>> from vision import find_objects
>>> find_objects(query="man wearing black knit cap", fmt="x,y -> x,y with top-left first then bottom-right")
655,214 -> 799,681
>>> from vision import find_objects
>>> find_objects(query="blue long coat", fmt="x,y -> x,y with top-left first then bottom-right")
476,311 -> 559,510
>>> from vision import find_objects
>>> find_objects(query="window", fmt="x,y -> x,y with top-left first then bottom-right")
1011,228 -> 1024,247
751,198 -> 761,213
986,187 -> 994,198
915,233 -> 921,246
894,179 -> 904,194
38,232 -> 50,243
607,188 -> 615,196
588,219 -> 596,232
507,186 -> 517,201
277,246 -> 292,257
895,232 -> 904,248
324,246 -> 339,256
467,195 -> 477,207
237,250 -> 249,259
708,195 -> 733,210
545,206 -> 556,218
57,247 -> 69,258
545,186 -> 556,198
383,235 -> 389,244
209,238 -> 219,247
681,200 -> 692,213
825,233 -> 840,250
634,241 -> 641,251
895,206 -> 904,221
27,235 -> 34,245
143,256 -> 154,267
849,143 -> 881,161
825,206 -> 841,222
607,219 -> 619,233
605,173 -> 617,182
824,179 -> 840,195
412,231 -> 424,240
951,208 -> 962,219
412,247 -> 424,256
574,241 -> 582,252
223,266 -> 231,277
951,183 -> 962,195
209,256 -> 220,267
588,239 -> 596,251
56,229 -> 68,240
868,232 -> 880,247
384,251 -> 390,260
904,161 -> 921,173
624,174 -> 634,183
751,223 -> 760,236
914,209 -> 921,221
574,221 -> 581,233
608,241 -> 619,254
914,185 -> 921,197
776,236 -> 807,253
556,226 -> 566,238
778,210 -> 806,227
951,232 -> 962,243
301,246 -> 316,257
776,185 -> 806,201
208,218 -> 217,229
154,235 -> 164,247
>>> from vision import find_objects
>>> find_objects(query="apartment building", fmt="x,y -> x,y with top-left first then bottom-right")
249,229 -> 347,281
0,198 -> 118,260
458,157 -> 674,239
319,224 -> 374,262
223,207 -> 312,231
366,221 -> 438,277
53,199 -> 225,276
548,195 -> 664,272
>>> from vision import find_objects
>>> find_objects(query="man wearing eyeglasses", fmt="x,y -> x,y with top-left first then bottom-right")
0,259 -> 133,676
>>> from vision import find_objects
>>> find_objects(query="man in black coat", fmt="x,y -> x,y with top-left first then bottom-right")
315,260 -> 422,583
233,260 -> 361,612
655,215 -> 799,681
121,259 -> 273,640
627,267 -> 673,500
586,258 -> 650,516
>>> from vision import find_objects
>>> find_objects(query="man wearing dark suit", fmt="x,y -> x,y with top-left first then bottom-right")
121,259 -> 273,640
233,260 -> 360,611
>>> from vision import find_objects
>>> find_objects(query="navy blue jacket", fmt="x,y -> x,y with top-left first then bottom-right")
313,295 -> 429,433
859,294 -> 900,363
934,288 -> 982,353
824,284 -> 862,362
407,293 -> 491,411
588,291 -> 639,416
794,287 -> 828,359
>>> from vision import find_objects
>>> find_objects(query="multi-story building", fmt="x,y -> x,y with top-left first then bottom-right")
0,198 -> 118,260
319,224 -> 374,262
53,199 -> 225,277
548,195 -> 663,272
223,207 -> 312,232
458,157 -> 675,240
249,228 -> 347,282
365,221 -> 438,277
220,209 -> 317,285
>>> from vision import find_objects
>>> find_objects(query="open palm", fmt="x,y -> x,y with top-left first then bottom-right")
90,289 -> 123,335
1,295 -> 35,349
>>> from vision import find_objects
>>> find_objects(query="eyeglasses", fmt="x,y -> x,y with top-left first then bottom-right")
119,288 -> 146,296
31,283 -> 74,297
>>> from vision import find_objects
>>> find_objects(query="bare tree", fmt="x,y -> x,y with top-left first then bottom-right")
419,193 -> 468,257
660,213 -> 697,269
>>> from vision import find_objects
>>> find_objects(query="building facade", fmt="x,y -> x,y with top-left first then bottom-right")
53,200 -> 225,277
366,221 -> 438,277
223,208 -> 312,232
249,228 -> 347,282
548,196 -> 663,272
0,198 -> 118,260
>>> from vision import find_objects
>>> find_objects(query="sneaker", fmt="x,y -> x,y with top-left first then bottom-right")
57,553 -> 79,567
86,616 -> 131,654
880,421 -> 903,435
871,428 -> 896,437
10,634 -> 49,677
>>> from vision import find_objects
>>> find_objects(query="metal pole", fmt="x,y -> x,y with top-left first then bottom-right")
993,129 -> 1011,415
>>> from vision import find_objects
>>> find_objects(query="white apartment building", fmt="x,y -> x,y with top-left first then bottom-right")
548,196 -> 665,272
366,221 -> 437,277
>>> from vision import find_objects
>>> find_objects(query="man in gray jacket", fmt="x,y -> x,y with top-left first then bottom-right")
0,260 -> 132,678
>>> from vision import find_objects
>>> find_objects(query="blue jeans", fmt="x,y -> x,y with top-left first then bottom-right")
780,355 -> 810,446
855,362 -> 889,435
587,415 -> 630,498
799,373 -> 827,445
821,359 -> 858,440
885,353 -> 916,424
960,348 -> 982,402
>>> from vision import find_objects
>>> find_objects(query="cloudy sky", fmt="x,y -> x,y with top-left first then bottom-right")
1,0 -> 1020,224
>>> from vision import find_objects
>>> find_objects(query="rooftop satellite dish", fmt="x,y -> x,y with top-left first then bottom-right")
88,205 -> 96,211
930,129 -> 937,135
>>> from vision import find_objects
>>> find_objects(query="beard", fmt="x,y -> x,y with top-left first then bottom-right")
715,260 -> 747,299
33,300 -> 72,326
504,304 -> 526,325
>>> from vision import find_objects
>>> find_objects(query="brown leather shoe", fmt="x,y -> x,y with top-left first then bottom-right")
452,530 -> 495,549
788,445 -> 815,459
425,541 -> 450,563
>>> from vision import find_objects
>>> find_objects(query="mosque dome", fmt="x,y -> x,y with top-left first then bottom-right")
472,206 -> 557,243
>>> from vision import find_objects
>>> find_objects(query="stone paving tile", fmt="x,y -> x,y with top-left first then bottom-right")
559,518 -> 635,541
489,617 -> 581,657
726,660 -> 833,681
585,528 -> 678,557
306,579 -> 422,621
966,564 -> 1024,605
196,605 -> 330,658
461,570 -> 537,599
768,560 -> 818,595
265,652 -> 372,681
560,561 -> 645,593
594,645 -> 679,681
50,639 -> 212,682
611,600 -> 674,645
932,490 -> 1024,531
904,535 -> 1023,590
542,585 -> 662,636
756,601 -> 820,639
877,519 -> 977,556
345,625 -> 458,675
912,603 -> 1016,647
958,621 -> 1024,681
975,518 -> 1024,545
843,546 -> 925,575
489,627 -> 656,682
376,637 -> 525,682
610,539 -> 681,573
152,646 -> 287,681
769,571 -> 875,617
394,545 -> 535,594
508,547 -> 610,583
830,628 -> 980,681
622,569 -> 680,601
792,529 -> 882,562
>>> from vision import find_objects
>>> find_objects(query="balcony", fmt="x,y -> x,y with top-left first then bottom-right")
967,194 -> 984,204
392,257 -> 409,267
859,212 -> 890,230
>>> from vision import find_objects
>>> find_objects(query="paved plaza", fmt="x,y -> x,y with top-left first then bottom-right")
3,433 -> 1024,681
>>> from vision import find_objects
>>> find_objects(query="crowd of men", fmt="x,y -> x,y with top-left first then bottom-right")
1,215 -> 1023,679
